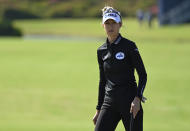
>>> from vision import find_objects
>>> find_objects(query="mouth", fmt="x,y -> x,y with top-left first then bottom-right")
108,30 -> 114,33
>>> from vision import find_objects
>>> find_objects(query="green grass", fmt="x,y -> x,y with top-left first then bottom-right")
0,39 -> 98,131
14,18 -> 190,42
0,19 -> 190,130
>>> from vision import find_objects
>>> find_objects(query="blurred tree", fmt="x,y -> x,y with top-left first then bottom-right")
3,8 -> 40,20
0,0 -> 157,19
0,19 -> 22,36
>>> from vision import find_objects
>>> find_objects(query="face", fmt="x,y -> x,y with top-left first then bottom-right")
103,19 -> 122,37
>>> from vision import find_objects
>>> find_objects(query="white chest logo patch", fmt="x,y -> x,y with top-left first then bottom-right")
115,52 -> 125,60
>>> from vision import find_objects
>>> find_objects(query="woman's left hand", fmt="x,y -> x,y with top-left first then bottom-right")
130,97 -> 140,118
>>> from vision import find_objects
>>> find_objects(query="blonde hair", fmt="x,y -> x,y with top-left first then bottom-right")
102,6 -> 122,23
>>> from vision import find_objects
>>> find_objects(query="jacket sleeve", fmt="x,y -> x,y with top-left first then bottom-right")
96,50 -> 106,110
129,43 -> 147,100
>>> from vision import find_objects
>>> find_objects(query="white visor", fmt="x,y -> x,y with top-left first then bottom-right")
102,13 -> 121,24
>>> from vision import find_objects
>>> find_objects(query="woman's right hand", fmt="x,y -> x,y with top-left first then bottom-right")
92,110 -> 100,125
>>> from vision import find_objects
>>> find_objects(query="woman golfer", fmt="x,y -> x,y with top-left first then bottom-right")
93,6 -> 147,131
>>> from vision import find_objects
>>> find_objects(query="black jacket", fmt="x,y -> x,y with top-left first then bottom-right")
96,34 -> 147,110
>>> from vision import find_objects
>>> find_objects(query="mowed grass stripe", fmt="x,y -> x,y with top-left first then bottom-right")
14,19 -> 190,42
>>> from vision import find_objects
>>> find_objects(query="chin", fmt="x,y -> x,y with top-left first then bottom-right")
107,32 -> 115,35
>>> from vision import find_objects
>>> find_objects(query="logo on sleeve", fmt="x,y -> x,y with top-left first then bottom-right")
115,52 -> 125,60
134,48 -> 139,52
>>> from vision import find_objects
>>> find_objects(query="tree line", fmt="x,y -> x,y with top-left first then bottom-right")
0,0 -> 156,36
0,0 -> 157,20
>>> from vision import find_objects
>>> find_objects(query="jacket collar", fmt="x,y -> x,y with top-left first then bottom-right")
106,34 -> 122,46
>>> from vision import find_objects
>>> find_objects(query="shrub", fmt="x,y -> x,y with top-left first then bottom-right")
0,19 -> 22,36
3,8 -> 40,20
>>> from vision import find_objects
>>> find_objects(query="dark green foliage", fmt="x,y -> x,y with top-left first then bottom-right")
51,9 -> 74,18
0,19 -> 22,36
3,9 -> 40,20
0,0 -> 157,19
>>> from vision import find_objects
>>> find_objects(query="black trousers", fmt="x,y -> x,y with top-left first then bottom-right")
95,87 -> 143,131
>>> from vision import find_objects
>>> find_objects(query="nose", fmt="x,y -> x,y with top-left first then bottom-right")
110,23 -> 114,26
108,23 -> 114,28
